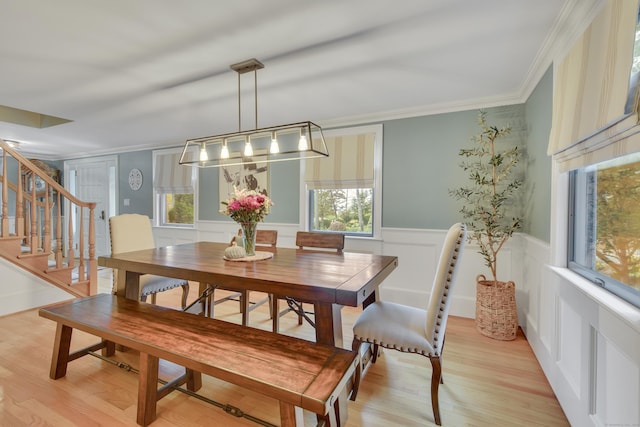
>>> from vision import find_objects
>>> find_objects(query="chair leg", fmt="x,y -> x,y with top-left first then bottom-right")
429,355 -> 443,426
350,341 -> 362,401
239,292 -> 246,316
285,297 -> 314,327
240,291 -> 250,326
268,294 -> 274,319
271,297 -> 280,333
297,302 -> 303,325
372,343 -> 379,363
180,284 -> 189,310
204,283 -> 212,316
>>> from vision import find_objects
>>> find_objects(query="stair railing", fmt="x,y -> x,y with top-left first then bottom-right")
0,139 -> 96,297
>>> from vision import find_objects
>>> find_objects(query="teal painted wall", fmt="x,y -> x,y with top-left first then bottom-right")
382,111 -> 477,229
198,167 -> 218,220
261,160 -> 300,223
381,105 -> 527,230
118,150 -> 153,217
524,66 -> 553,242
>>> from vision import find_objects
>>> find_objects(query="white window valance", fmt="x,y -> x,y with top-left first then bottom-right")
548,0 -> 638,171
304,133 -> 375,189
154,151 -> 193,193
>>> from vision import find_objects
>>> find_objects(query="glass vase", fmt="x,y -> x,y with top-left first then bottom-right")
240,222 -> 257,256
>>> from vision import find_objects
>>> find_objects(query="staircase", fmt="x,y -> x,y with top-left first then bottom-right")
0,139 -> 96,298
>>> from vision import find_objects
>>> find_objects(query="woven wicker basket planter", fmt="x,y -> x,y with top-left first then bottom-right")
475,275 -> 518,341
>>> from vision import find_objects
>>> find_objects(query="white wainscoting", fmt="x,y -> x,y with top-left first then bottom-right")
378,227 -> 521,318
521,235 -> 640,427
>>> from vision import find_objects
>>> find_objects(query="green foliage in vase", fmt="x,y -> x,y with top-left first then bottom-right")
449,111 -> 523,283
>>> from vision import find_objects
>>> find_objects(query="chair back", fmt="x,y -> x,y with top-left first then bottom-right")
109,214 -> 155,254
232,229 -> 278,247
425,223 -> 466,354
295,231 -> 344,253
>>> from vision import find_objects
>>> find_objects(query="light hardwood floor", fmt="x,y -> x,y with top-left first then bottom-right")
0,274 -> 570,426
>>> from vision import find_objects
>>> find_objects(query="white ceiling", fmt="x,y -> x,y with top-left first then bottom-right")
0,0 -> 596,159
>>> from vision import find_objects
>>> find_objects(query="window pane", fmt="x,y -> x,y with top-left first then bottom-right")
570,153 -> 640,307
162,193 -> 194,225
594,158 -> 640,287
309,188 -> 373,235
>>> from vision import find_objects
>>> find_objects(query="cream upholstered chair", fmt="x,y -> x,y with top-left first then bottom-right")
272,231 -> 344,333
210,229 -> 278,326
109,214 -> 189,308
352,223 -> 466,426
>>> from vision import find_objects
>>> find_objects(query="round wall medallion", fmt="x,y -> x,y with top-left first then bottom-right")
128,168 -> 143,191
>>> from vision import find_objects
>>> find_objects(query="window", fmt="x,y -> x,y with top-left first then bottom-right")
303,125 -> 382,238
153,148 -> 197,227
569,152 -> 640,308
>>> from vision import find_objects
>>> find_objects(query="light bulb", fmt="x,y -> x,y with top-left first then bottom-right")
270,132 -> 280,154
220,139 -> 229,159
298,133 -> 309,151
244,137 -> 253,157
199,144 -> 208,162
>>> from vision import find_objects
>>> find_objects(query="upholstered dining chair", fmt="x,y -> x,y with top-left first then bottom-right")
109,214 -> 189,309
351,223 -> 466,426
272,231 -> 345,333
210,229 -> 278,326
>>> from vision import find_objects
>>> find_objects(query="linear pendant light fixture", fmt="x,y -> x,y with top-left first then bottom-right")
180,58 -> 328,168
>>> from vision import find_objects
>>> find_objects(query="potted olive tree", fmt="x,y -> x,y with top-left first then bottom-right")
449,111 -> 523,340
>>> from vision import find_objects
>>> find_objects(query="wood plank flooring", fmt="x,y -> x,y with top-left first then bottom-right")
0,277 -> 570,426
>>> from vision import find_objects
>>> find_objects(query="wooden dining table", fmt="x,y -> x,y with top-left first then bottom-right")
98,241 -> 398,348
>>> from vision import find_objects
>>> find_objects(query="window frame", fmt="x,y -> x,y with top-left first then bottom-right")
300,124 -> 383,239
152,147 -> 198,228
568,164 -> 640,309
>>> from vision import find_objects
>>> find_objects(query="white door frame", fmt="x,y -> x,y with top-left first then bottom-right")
64,155 -> 118,257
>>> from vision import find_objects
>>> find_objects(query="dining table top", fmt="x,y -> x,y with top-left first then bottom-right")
98,241 -> 398,308
98,240 -> 398,347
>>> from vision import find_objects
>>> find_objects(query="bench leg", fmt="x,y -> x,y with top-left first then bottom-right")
335,388 -> 349,426
137,352 -> 159,426
316,389 -> 347,427
102,339 -> 116,357
50,323 -> 73,379
186,368 -> 202,392
279,402 -> 305,427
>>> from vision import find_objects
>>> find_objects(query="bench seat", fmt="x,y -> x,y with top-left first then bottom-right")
39,294 -> 359,426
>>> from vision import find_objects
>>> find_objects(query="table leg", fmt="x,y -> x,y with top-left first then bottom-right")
313,303 -> 343,347
122,270 -> 142,301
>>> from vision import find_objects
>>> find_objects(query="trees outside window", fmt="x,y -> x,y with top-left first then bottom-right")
310,188 -> 372,235
570,153 -> 640,307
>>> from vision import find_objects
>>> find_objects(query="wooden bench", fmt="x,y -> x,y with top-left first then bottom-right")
39,294 -> 360,426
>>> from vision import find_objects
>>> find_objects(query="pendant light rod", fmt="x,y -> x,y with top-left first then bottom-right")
237,70 -> 241,132
231,58 -> 264,132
